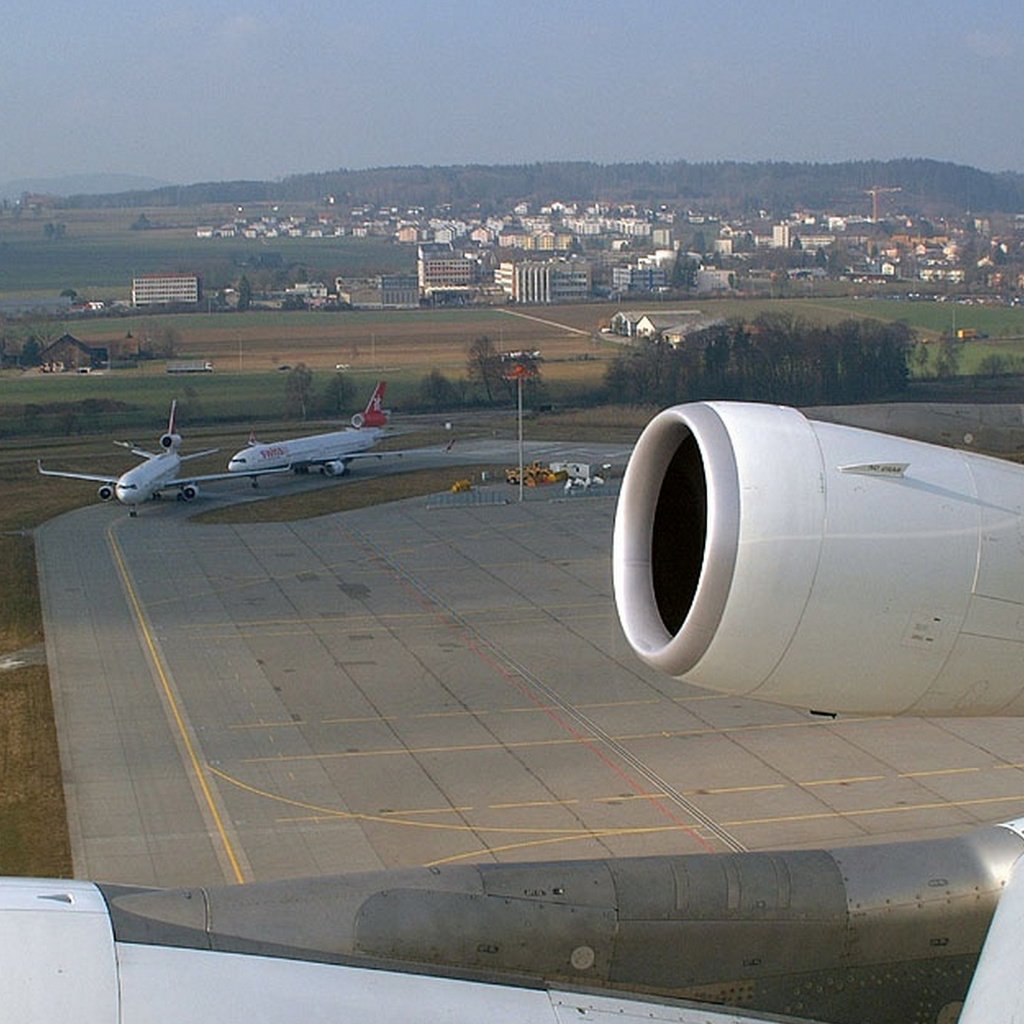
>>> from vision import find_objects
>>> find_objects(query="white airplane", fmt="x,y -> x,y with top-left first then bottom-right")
227,380 -> 398,480
38,400 -> 275,516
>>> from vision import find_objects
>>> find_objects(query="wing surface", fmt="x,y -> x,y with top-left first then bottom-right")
37,463 -> 118,485
157,466 -> 289,490
960,850 -> 1024,1022
312,449 -> 407,464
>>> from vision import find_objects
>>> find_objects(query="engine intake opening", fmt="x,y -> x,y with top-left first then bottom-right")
652,433 -> 707,636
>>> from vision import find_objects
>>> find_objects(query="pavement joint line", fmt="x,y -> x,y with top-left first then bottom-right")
107,525 -> 248,885
344,520 -> 745,855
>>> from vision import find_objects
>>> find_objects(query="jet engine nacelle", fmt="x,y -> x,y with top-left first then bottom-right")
350,412 -> 365,429
613,401 -> 1024,716
97,484 -> 114,502
323,460 -> 348,477
179,483 -> 199,502
159,432 -> 182,451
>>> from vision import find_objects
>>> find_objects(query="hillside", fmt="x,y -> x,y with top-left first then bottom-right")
57,159 -> 1024,217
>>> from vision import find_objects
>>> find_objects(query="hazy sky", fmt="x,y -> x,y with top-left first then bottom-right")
4,0 -> 1024,185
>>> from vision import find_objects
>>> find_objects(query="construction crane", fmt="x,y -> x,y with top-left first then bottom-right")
865,186 -> 901,222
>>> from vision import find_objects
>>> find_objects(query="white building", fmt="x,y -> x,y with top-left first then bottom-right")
131,273 -> 200,307
418,243 -> 479,296
498,260 -> 591,303
695,269 -> 735,293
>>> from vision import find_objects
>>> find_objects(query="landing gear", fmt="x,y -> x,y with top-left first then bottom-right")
129,507 -> 138,518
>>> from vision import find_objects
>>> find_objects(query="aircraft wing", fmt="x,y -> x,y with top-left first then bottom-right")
960,848 -> 1024,1022
179,447 -> 220,463
316,449 -> 406,463
37,462 -> 118,485
157,466 -> 289,490
1,876 -> 817,1024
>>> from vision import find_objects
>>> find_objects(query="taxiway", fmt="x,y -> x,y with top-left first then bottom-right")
36,439 -> 1024,888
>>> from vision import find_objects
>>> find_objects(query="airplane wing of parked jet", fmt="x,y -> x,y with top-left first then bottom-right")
37,464 -> 122,486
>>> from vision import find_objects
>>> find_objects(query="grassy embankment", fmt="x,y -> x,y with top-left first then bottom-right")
0,440 -> 88,877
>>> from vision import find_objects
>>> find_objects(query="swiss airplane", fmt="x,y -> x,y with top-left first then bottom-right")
227,380 -> 399,479
38,400 -> 275,516
14,402 -> 1024,1022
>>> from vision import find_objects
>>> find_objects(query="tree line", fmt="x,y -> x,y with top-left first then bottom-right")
603,314 -> 913,408
287,318 -> 911,422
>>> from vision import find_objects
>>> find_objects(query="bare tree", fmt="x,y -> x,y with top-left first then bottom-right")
321,372 -> 355,417
285,363 -> 314,419
466,335 -> 502,403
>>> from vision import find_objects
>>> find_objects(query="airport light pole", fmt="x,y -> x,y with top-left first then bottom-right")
504,361 -> 536,504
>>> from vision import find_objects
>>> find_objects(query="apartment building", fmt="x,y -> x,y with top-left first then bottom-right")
612,265 -> 668,293
417,243 -> 478,297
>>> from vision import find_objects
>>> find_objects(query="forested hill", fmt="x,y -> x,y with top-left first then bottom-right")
62,159 -> 1024,217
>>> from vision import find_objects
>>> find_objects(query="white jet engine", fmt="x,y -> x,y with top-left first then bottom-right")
97,484 -> 114,502
613,401 -> 1024,716
178,484 -> 199,502
323,460 -> 348,476
159,431 -> 182,451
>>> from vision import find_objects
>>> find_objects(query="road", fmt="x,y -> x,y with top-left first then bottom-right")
35,439 -> 1024,888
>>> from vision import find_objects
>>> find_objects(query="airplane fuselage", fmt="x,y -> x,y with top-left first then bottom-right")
114,451 -> 182,507
228,427 -> 382,473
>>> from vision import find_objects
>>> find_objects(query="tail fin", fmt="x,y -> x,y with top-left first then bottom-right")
167,399 -> 178,435
352,381 -> 388,428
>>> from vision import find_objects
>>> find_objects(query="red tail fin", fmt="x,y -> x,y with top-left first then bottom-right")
353,381 -> 388,428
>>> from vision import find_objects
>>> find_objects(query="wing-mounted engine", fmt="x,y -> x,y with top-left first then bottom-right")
322,460 -> 348,477
178,483 -> 199,502
97,484 -> 114,502
612,401 -> 1024,717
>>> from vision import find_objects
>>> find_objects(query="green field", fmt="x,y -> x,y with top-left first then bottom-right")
793,298 -> 1024,339
0,205 -> 409,298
